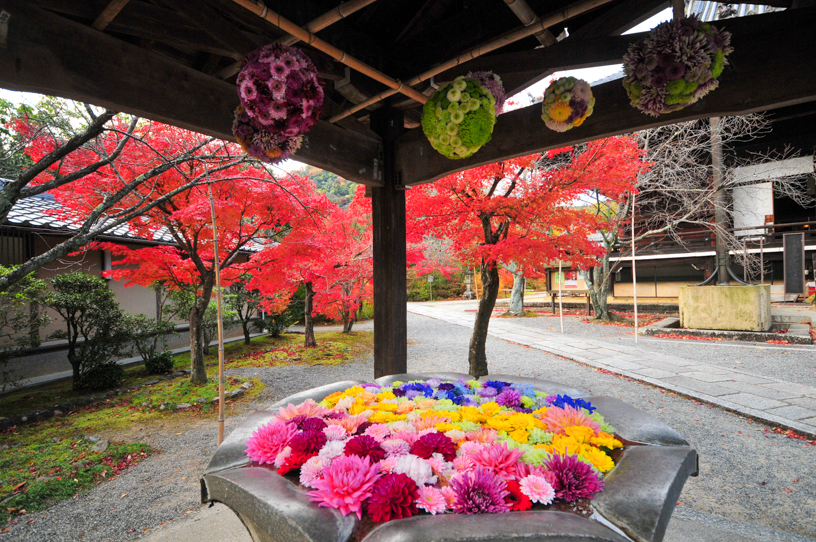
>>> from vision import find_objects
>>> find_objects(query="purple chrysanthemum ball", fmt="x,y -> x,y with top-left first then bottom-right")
545,453 -> 605,502
450,466 -> 510,514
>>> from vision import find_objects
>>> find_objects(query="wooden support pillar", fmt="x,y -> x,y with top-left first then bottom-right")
371,107 -> 407,378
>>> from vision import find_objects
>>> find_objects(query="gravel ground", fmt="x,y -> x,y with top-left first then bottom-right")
509,312 -> 816,387
3,313 -> 814,541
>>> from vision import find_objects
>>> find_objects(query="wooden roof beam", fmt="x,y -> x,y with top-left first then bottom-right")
228,0 -> 427,105
568,0 -> 668,39
396,8 -> 816,186
92,0 -> 130,31
502,0 -> 557,47
215,0 -> 382,80
327,0 -> 614,123
0,0 -> 382,186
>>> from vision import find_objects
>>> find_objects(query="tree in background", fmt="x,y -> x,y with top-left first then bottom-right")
407,138 -> 645,377
0,266 -> 49,390
46,273 -> 132,390
0,99 -> 254,291
97,164 -> 306,384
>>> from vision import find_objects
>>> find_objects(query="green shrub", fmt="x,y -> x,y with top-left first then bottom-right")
145,350 -> 174,374
79,362 -> 125,391
262,311 -> 295,338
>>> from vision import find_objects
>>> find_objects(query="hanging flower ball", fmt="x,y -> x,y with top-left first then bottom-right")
421,76 -> 501,160
232,106 -> 303,164
466,71 -> 507,115
622,15 -> 733,117
540,77 -> 595,132
235,43 -> 324,142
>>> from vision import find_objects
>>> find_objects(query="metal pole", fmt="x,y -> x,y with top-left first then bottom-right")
760,237 -> 764,285
744,239 -> 748,283
207,179 -> 226,446
558,260 -> 564,333
631,192 -> 639,343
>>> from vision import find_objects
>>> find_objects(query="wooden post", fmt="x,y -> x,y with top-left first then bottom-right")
558,261 -> 564,333
631,192 -> 638,343
207,183 -> 226,446
371,107 -> 407,378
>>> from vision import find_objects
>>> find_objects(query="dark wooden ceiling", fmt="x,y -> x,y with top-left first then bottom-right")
1,0 -> 812,187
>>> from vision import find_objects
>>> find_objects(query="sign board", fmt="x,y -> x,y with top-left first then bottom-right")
783,232 -> 805,295
564,270 -> 578,288
427,275 -> 434,283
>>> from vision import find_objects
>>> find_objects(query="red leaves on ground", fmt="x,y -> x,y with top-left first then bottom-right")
652,333 -> 723,341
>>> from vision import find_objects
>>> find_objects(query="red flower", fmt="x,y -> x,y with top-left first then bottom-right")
366,473 -> 418,523
504,480 -> 533,511
410,432 -> 457,462
277,429 -> 326,474
277,448 -> 313,475
344,435 -> 386,463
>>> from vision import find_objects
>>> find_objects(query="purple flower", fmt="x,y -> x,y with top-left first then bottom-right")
450,467 -> 510,514
495,388 -> 522,407
545,453 -> 605,502
478,386 -> 498,398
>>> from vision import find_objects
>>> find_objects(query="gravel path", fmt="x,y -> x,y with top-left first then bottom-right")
508,312 -> 816,387
3,313 -> 814,541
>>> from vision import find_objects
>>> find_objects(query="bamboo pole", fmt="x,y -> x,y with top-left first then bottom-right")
217,0 -> 381,80
558,260 -> 564,333
207,180 -> 226,446
328,0 -> 613,123
92,0 -> 131,31
631,192 -> 638,343
230,0 -> 427,104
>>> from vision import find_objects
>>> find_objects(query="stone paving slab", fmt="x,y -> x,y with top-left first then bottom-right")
407,303 -> 816,439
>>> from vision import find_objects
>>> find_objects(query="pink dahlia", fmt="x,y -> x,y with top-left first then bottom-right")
452,455 -> 476,473
465,427 -> 498,444
470,442 -> 525,481
410,432 -> 457,462
366,473 -> 418,523
450,467 -> 510,514
378,456 -> 398,473
323,425 -> 347,441
391,430 -> 419,446
307,455 -> 381,519
300,456 -> 329,488
364,423 -> 391,442
382,438 -> 411,457
416,485 -> 447,515
412,413 -> 451,431
545,453 -> 604,502
540,405 -> 601,435
245,420 -> 298,465
440,485 -> 457,507
515,462 -> 556,486
276,398 -> 327,421
344,435 -> 387,463
504,480 -> 533,511
519,474 -> 555,504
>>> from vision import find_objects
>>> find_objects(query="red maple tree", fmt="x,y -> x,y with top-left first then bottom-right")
406,137 -> 648,377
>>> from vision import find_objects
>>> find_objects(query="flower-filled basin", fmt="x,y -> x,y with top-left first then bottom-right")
201,373 -> 697,542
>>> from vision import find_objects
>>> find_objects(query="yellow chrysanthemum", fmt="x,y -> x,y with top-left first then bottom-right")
590,433 -> 623,450
339,386 -> 366,398
369,411 -> 406,423
547,101 -> 573,122
376,391 -> 396,401
446,411 -> 462,422
485,416 -> 516,433
572,115 -> 586,127
480,402 -> 502,417
509,429 -> 530,444
459,406 -> 488,423
349,401 -> 371,415
534,443 -> 554,452
322,391 -> 343,406
435,422 -> 456,433
551,434 -> 585,456
370,402 -> 398,412
531,407 -> 549,417
564,426 -> 595,444
581,446 -> 615,472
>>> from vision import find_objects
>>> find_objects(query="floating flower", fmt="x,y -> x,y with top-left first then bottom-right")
504,480 -> 533,511
410,432 -> 458,462
245,420 -> 299,465
366,473 -> 419,523
519,474 -> 555,504
382,438 -> 411,457
467,71 -> 507,114
469,442 -> 525,481
394,454 -> 437,487
541,77 -> 595,132
450,467 -> 510,514
546,453 -> 604,502
539,405 -> 601,435
623,15 -> 733,116
300,456 -> 329,488
307,455 -> 381,519
344,435 -> 387,463
416,485 -> 447,515
421,76 -> 501,160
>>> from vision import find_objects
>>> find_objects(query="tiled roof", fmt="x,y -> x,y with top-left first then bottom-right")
2,181 -> 265,252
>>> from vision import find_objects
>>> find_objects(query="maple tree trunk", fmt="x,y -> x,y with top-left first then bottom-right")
469,261 -> 499,378
189,275 -> 214,385
583,258 -> 612,322
303,281 -> 317,348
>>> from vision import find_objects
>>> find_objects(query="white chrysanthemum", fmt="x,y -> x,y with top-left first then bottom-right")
394,454 -> 437,486
318,439 -> 347,460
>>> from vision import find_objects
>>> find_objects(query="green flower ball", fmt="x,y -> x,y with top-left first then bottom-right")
422,76 -> 497,160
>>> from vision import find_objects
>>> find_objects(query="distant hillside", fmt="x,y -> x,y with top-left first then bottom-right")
293,166 -> 356,208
